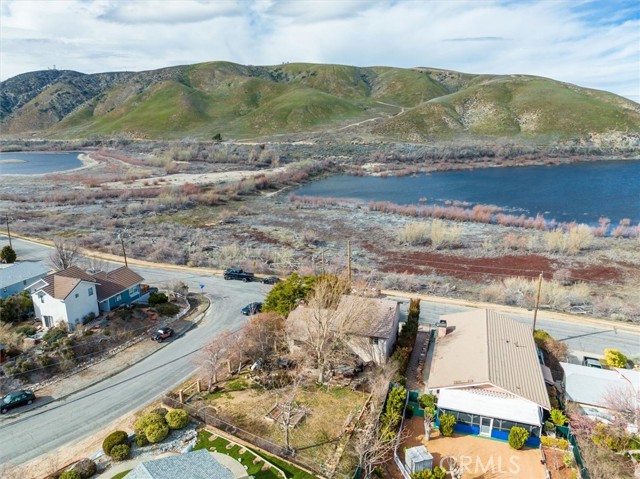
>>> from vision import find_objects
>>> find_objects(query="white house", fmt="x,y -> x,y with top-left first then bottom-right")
427,309 -> 551,447
285,294 -> 400,364
560,362 -> 640,431
29,266 -> 99,331
29,265 -> 145,331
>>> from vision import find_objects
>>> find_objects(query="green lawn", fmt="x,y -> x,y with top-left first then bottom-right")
111,470 -> 131,479
194,430 -> 317,479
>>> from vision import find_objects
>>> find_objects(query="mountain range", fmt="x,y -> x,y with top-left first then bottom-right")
1,61 -> 639,142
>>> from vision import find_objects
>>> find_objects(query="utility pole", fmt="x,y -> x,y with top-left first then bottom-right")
5,214 -> 12,249
347,240 -> 351,286
532,272 -> 543,332
119,234 -> 128,267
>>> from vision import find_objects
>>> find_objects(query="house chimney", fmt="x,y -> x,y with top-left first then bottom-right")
437,320 -> 448,338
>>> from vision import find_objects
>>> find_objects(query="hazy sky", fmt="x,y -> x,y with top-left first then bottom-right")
1,0 -> 639,101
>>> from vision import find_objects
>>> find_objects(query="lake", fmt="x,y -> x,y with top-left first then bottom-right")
295,160 -> 640,225
0,151 -> 83,175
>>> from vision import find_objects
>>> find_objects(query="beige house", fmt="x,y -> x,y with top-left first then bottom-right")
427,309 -> 551,447
285,294 -> 400,364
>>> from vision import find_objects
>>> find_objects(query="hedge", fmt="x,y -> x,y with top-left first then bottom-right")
111,444 -> 131,461
102,430 -> 129,456
135,433 -> 149,447
508,426 -> 529,450
166,409 -> 189,430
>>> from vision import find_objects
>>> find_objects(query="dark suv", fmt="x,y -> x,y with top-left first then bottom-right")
1,390 -> 35,414
223,269 -> 255,282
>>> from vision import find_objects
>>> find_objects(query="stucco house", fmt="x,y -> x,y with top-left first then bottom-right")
0,261 -> 49,299
29,265 -> 144,331
286,294 -> 400,364
560,362 -> 640,431
427,309 -> 551,447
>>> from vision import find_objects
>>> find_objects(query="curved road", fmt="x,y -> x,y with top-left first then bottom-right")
0,235 -> 638,468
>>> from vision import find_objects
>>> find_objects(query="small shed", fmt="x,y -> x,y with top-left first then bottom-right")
405,445 -> 433,473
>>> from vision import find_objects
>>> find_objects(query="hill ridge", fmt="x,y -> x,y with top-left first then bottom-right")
1,61 -> 638,143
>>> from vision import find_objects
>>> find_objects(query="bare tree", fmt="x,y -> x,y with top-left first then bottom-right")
603,383 -> 640,428
289,276 -> 372,382
197,331 -> 232,391
49,238 -> 80,270
243,312 -> 285,362
354,363 -> 400,479
279,373 -> 304,452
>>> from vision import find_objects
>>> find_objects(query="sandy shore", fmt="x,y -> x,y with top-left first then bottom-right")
102,165 -> 289,189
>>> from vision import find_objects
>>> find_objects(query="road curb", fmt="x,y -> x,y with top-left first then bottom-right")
54,295 -> 212,402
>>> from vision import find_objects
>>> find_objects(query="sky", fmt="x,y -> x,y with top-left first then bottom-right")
1,0 -> 639,101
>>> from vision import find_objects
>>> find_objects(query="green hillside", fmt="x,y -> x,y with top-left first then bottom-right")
373,76 -> 640,140
2,62 -> 638,142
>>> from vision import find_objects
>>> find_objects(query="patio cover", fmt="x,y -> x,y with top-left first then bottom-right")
438,388 -> 542,426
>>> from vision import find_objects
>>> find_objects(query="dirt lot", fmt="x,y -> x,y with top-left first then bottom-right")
189,377 -> 368,467
399,416 -> 546,479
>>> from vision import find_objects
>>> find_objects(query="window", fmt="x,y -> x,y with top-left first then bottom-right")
129,286 -> 138,296
116,295 -> 122,301
23,280 -> 27,285
88,287 -> 94,296
370,337 -> 380,345
40,294 -> 45,304
75,293 -> 79,298
43,315 -> 53,328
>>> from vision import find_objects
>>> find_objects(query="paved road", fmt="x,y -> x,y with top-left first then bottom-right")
0,235 -> 638,467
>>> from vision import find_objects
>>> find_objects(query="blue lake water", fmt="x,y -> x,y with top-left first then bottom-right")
0,151 -> 83,175
295,160 -> 640,225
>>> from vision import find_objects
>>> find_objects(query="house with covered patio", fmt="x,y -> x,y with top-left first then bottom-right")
427,309 -> 551,447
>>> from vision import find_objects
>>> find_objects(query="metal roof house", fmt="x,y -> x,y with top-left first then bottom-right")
560,362 -> 640,429
427,309 -> 551,447
126,450 -> 238,479
0,261 -> 49,299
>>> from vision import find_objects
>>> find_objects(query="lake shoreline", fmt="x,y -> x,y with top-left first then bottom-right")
0,151 -> 97,177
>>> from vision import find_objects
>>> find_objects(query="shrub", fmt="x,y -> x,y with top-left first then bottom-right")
550,409 -> 567,426
42,327 -> 67,345
82,312 -> 96,325
540,436 -> 569,450
398,222 -> 430,245
439,413 -> 456,437
155,302 -> 180,317
604,348 -> 627,368
508,426 -> 529,450
15,325 -> 37,336
543,420 -> 556,433
563,452 -> 574,468
135,432 -> 149,447
110,443 -> 131,461
151,407 -> 168,417
148,292 -> 168,305
102,430 -> 129,456
71,458 -> 97,479
165,409 -> 189,430
145,422 -> 170,443
134,412 -> 166,436
418,393 -> 435,409
59,471 -> 81,479
0,245 -> 17,263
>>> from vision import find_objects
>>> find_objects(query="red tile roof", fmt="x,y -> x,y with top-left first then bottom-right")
92,266 -> 144,301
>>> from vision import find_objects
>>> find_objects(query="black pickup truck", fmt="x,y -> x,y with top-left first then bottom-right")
223,269 -> 255,282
